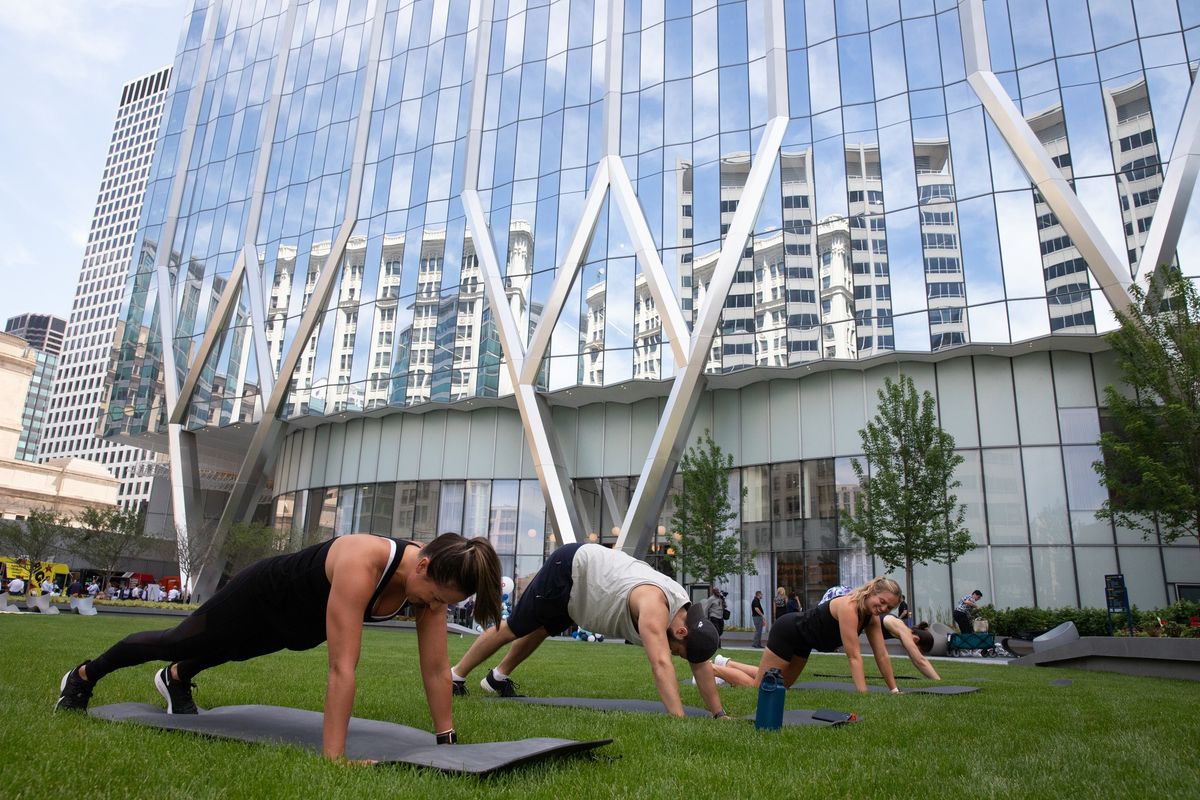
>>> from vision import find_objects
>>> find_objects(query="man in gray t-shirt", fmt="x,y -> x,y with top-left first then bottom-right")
449,543 -> 727,719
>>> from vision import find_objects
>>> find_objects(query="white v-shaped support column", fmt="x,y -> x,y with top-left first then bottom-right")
616,0 -> 790,555
615,116 -> 788,555
958,0 -> 1144,312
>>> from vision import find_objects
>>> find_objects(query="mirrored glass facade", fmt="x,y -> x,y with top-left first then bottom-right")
107,0 -> 1200,610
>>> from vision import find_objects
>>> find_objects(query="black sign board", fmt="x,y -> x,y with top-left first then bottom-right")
1105,574 -> 1129,612
1104,574 -> 1133,635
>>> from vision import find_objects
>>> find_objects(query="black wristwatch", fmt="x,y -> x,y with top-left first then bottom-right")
436,729 -> 457,745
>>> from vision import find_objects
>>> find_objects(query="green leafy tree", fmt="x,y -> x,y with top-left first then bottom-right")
222,520 -> 285,577
671,431 -> 755,586
841,376 -> 972,610
0,508 -> 71,587
69,506 -> 151,590
1093,269 -> 1200,545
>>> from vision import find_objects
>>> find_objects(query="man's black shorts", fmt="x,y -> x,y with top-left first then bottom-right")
505,543 -> 583,638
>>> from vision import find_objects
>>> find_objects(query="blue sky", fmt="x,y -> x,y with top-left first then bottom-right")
0,0 -> 185,325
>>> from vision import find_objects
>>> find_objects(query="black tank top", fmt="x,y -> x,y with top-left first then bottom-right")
793,599 -> 868,652
253,536 -> 414,649
363,538 -> 417,622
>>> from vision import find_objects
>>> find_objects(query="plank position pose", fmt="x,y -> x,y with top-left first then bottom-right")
55,533 -> 502,760
707,577 -> 906,694
450,542 -> 726,718
713,581 -> 940,686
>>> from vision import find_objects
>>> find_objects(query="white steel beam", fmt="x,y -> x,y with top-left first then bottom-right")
1136,77 -> 1200,282
519,159 -> 610,385
617,115 -> 788,555
608,156 -> 691,367
959,0 -> 1135,314
152,0 -> 224,588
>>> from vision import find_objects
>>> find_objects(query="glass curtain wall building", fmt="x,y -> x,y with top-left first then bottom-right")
106,0 -> 1200,614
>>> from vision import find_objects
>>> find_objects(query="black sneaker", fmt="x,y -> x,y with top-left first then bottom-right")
155,666 -> 199,714
56,663 -> 93,712
452,679 -> 468,697
480,669 -> 523,697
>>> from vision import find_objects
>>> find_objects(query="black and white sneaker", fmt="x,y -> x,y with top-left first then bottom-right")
480,669 -> 523,697
451,679 -> 468,697
155,666 -> 199,714
56,663 -> 93,712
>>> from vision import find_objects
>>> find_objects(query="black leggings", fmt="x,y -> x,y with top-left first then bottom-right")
87,609 -> 287,684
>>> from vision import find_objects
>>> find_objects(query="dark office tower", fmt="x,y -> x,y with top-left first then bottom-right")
4,314 -> 66,357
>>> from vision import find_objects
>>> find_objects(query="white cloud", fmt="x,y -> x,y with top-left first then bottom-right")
0,0 -> 179,84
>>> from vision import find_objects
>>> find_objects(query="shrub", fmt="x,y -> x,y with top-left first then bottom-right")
977,600 -> 1200,637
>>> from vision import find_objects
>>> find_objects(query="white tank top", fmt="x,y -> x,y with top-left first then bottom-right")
566,544 -> 690,643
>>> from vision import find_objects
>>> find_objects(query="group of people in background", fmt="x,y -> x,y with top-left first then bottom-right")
3,574 -> 188,603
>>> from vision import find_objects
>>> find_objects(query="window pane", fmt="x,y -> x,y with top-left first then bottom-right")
438,480 -> 465,534
1032,546 -> 1077,606
983,449 -> 1028,544
992,546 -> 1034,608
1024,447 -> 1069,544
463,480 -> 491,538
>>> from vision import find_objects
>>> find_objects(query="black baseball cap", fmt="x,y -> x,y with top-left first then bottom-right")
684,604 -> 721,663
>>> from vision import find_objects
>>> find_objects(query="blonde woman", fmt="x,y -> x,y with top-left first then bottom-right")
773,586 -> 788,622
712,577 -> 903,694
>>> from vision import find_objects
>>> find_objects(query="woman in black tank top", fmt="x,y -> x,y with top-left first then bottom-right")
55,532 -> 502,761
710,577 -> 906,694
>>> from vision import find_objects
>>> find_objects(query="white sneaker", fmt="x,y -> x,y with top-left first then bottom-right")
713,654 -> 729,668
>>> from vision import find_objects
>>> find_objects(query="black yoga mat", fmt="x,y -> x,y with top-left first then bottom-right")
788,681 -> 978,695
498,696 -> 854,726
89,703 -> 610,774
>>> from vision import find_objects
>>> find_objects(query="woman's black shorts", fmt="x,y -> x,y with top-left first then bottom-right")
767,613 -> 814,661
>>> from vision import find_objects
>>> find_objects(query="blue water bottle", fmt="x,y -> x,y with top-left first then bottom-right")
755,667 -> 786,730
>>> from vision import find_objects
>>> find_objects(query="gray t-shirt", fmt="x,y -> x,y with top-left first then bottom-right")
567,544 -> 690,644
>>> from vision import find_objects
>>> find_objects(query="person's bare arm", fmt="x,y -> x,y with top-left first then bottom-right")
634,597 -> 687,716
865,617 -> 898,691
688,660 -> 728,717
322,543 -> 377,760
883,616 -> 940,680
833,598 -> 870,693
414,600 -> 454,737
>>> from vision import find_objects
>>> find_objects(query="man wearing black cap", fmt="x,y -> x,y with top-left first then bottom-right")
450,542 -> 727,719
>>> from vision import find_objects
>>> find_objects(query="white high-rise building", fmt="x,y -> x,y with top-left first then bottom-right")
37,67 -> 172,512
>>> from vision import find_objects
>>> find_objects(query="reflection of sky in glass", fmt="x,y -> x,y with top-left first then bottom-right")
107,0 -> 1200,428
958,196 -> 1005,304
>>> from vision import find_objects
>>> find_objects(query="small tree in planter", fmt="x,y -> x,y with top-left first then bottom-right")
841,376 -> 973,613
671,431 -> 755,589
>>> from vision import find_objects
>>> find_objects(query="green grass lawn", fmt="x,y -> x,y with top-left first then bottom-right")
2,614 -> 1196,799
